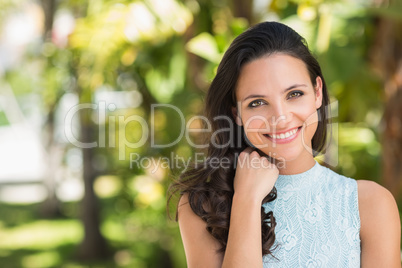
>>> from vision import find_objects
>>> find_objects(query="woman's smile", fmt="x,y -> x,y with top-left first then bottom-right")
263,126 -> 302,144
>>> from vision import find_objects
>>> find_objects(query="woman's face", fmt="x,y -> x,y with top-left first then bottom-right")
233,53 -> 323,164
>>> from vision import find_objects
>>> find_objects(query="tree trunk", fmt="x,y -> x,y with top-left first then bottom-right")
370,1 -> 402,203
39,0 -> 63,218
77,113 -> 110,260
40,0 -> 56,40
231,0 -> 254,23
382,87 -> 402,200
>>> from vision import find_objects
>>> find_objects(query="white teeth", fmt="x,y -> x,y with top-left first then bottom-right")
269,128 -> 298,139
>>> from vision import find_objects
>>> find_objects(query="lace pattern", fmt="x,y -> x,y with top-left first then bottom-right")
262,161 -> 361,267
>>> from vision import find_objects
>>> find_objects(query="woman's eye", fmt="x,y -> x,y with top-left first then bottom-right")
288,91 -> 303,99
249,100 -> 265,107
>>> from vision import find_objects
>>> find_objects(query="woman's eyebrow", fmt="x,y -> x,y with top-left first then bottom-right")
242,84 -> 308,102
242,94 -> 267,101
283,84 -> 307,93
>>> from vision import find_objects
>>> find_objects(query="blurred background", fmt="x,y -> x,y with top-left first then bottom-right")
0,0 -> 401,267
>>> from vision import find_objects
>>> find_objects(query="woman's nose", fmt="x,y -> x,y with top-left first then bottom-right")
270,103 -> 293,129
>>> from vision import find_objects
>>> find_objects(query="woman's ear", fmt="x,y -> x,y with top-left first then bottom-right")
315,76 -> 323,109
232,106 -> 243,126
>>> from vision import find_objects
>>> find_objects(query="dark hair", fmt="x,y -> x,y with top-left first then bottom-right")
168,21 -> 330,257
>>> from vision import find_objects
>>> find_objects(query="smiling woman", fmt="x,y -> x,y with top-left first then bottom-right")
233,54 -> 323,173
168,21 -> 401,267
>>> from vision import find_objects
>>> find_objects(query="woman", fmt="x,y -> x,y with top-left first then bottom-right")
171,21 -> 401,267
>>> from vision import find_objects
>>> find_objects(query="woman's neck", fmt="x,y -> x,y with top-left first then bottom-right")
276,156 -> 316,175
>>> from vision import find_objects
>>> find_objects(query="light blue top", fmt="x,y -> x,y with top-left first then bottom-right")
262,161 -> 361,267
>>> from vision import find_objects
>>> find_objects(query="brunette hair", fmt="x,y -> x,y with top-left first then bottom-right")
168,21 -> 330,257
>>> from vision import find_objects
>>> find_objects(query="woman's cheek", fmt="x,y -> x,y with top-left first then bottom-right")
243,118 -> 267,146
302,110 -> 319,150
304,109 -> 319,127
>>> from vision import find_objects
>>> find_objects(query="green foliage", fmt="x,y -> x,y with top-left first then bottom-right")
186,32 -> 221,63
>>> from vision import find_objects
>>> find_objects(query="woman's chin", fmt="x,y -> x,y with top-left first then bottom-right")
260,147 -> 310,164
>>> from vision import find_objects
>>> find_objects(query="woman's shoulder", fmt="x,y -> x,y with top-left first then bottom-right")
356,179 -> 397,212
177,193 -> 207,232
177,192 -> 210,220
356,180 -> 401,265
357,179 -> 392,197
177,193 -> 224,266
356,180 -> 399,221
178,193 -> 194,220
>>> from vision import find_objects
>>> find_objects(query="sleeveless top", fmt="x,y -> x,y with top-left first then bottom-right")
262,161 -> 361,267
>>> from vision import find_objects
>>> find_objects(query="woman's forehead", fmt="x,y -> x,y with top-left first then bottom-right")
236,54 -> 312,98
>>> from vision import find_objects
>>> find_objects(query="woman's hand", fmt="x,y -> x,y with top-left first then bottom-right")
233,148 -> 279,202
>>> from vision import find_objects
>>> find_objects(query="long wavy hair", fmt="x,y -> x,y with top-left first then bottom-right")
168,21 -> 330,257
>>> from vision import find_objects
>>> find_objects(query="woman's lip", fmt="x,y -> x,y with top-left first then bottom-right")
265,127 -> 300,136
263,127 -> 301,144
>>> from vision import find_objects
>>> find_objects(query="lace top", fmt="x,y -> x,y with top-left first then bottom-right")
262,161 -> 361,267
